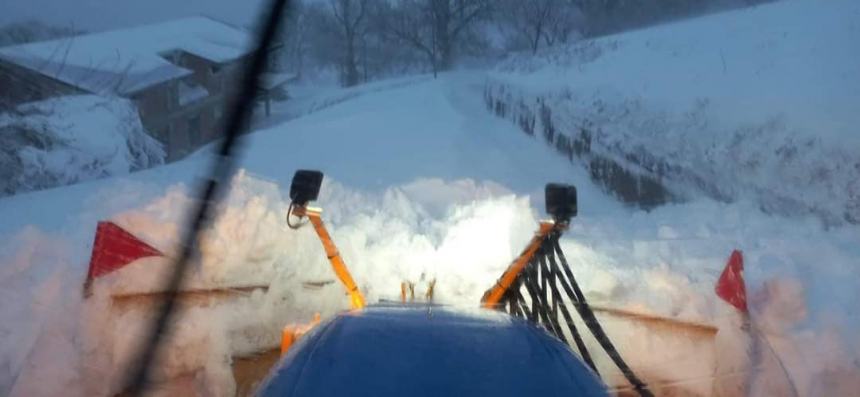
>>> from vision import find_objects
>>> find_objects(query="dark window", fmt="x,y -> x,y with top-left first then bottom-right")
188,115 -> 202,145
165,123 -> 173,143
165,84 -> 175,111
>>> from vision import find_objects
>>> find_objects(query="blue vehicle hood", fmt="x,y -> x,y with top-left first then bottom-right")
257,303 -> 607,396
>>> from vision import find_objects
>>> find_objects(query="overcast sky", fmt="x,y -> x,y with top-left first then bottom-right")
0,0 -> 275,31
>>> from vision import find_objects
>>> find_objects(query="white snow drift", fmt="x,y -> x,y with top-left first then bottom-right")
0,95 -> 164,196
490,0 -> 860,225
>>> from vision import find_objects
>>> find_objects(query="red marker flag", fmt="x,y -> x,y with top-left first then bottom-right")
715,250 -> 748,312
84,221 -> 163,292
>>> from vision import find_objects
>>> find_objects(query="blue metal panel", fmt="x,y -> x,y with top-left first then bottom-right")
258,304 -> 607,397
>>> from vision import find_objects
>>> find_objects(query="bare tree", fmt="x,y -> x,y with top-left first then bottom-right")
305,0 -> 370,87
378,0 -> 437,75
360,6 -> 425,79
331,0 -> 369,86
380,0 -> 490,76
498,0 -> 583,54
279,0 -> 311,77
428,0 -> 490,70
291,0 -> 758,83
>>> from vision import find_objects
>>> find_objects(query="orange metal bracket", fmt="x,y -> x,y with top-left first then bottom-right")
400,281 -> 414,303
480,221 -> 557,309
399,279 -> 435,303
281,313 -> 321,356
293,205 -> 366,310
425,279 -> 436,301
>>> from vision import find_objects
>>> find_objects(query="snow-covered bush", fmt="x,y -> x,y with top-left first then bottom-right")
484,81 -> 860,225
0,95 -> 164,196
488,0 -> 860,225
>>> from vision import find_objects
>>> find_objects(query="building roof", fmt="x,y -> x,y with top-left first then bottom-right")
0,16 -> 253,96
257,304 -> 607,397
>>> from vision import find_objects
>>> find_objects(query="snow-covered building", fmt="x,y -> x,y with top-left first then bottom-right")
0,16 -> 254,160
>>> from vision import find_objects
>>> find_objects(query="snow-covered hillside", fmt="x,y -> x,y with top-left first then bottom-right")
1,0 -> 859,395
489,0 -> 860,225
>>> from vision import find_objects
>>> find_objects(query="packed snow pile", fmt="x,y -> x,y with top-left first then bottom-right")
3,171 -> 859,396
0,95 -> 164,196
488,0 -> 860,225
0,172 -> 539,396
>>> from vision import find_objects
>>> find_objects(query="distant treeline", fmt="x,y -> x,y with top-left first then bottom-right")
0,0 -> 776,88
277,0 -> 777,86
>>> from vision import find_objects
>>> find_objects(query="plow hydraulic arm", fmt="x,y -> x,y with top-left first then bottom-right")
291,205 -> 366,310
481,221 -> 557,309
279,170 -> 365,357
288,169 -> 366,310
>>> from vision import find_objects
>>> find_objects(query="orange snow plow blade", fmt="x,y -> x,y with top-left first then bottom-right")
281,313 -> 322,356
110,285 -> 269,310
104,285 -> 275,396
581,308 -> 718,396
232,349 -> 283,396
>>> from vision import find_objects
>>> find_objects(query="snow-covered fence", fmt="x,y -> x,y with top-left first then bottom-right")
483,81 -> 675,210
484,79 -> 860,226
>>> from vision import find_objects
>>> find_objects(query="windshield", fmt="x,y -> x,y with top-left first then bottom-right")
1,0 -> 858,396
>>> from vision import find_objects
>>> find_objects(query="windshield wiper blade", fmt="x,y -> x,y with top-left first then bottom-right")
122,0 -> 293,394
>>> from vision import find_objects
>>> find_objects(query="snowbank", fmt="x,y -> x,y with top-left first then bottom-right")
489,0 -> 860,225
0,172 -> 539,396
0,95 -> 164,196
3,171 -> 858,396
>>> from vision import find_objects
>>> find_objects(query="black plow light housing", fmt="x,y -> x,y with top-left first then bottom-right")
545,183 -> 577,223
290,170 -> 324,206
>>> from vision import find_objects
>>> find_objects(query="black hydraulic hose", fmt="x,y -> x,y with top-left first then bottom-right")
540,242 -> 598,374
535,251 -> 574,343
521,257 -> 557,337
550,235 -> 654,397
535,256 -> 568,341
514,289 -> 532,320
505,279 -> 525,318
121,0 -> 293,394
